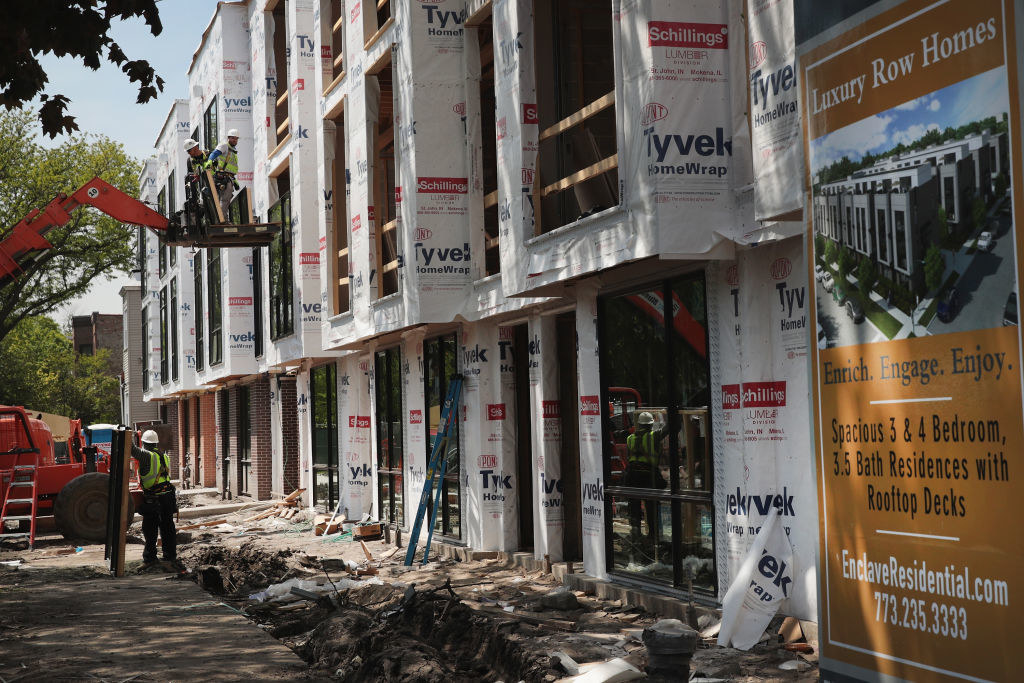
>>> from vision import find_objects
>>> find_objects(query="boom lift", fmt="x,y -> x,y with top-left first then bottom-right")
0,173 -> 280,288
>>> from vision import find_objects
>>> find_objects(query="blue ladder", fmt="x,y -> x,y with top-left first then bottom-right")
404,376 -> 463,566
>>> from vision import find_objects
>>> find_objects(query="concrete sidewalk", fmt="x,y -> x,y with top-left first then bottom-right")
0,545 -> 306,682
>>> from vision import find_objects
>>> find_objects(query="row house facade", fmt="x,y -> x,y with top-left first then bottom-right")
130,0 -> 820,618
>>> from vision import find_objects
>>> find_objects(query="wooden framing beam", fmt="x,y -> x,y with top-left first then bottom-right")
364,16 -> 395,51
540,154 -> 618,198
539,91 -> 615,143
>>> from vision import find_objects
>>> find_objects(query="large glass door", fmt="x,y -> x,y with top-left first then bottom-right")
424,333 -> 460,538
311,364 -> 339,510
375,348 -> 404,526
599,274 -> 714,593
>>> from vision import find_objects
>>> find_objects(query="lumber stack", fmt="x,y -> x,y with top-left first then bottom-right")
242,489 -> 306,522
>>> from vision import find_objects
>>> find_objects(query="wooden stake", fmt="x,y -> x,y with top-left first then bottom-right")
360,540 -> 374,563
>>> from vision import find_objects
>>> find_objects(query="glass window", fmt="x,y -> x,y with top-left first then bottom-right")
894,210 -> 908,271
168,171 -> 177,267
424,333 -> 460,539
204,98 -> 218,153
159,286 -> 168,384
170,277 -> 179,382
142,305 -> 150,392
599,274 -> 714,593
207,248 -> 223,365
195,252 -> 204,372
376,347 -> 404,526
252,247 -> 264,356
311,365 -> 339,510
269,192 -> 294,339
238,385 -> 251,495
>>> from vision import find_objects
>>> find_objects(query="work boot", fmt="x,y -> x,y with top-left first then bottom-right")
163,559 -> 187,574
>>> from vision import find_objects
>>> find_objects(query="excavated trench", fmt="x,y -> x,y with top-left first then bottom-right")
178,541 -> 558,682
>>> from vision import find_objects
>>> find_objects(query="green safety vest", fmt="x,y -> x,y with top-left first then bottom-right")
209,144 -> 239,175
626,430 -> 659,467
140,449 -> 171,491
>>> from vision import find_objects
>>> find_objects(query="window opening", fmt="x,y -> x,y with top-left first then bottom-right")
207,248 -> 223,366
159,286 -> 168,384
269,175 -> 294,339
328,107 -> 350,314
533,0 -> 618,233
252,247 -> 265,356
239,385 -> 252,496
312,364 -> 339,510
424,333 -> 460,538
368,54 -> 398,297
376,347 -> 404,526
195,252 -> 205,371
171,277 -> 179,382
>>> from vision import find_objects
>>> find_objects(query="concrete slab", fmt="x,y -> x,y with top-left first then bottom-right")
0,564 -> 306,682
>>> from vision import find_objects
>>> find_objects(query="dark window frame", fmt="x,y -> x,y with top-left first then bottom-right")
195,253 -> 205,372
252,247 -> 265,357
597,272 -> 715,594
208,248 -> 223,366
142,305 -> 150,392
159,285 -> 169,384
423,333 -> 461,539
170,277 -> 179,382
311,364 -> 339,511
269,192 -> 295,340
203,98 -> 218,154
238,385 -> 251,495
375,347 -> 404,527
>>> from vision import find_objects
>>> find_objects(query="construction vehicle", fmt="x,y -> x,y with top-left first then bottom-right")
0,172 -> 280,288
0,171 -> 262,547
0,406 -> 144,548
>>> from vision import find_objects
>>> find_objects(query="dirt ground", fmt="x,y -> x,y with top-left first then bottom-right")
0,493 -> 819,682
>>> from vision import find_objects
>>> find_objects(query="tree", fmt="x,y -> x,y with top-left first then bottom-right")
856,258 -> 877,297
924,245 -> 945,293
0,108 -> 141,347
971,196 -> 987,231
0,1 -> 164,137
824,240 -> 838,266
995,173 -> 1009,199
936,206 -> 949,244
814,233 -> 826,261
837,244 -> 854,277
0,316 -> 121,424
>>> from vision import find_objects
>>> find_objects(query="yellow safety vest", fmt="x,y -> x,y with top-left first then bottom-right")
626,430 -> 659,467
140,449 -> 171,491
207,144 -> 239,175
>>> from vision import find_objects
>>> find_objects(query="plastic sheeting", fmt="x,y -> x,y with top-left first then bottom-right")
746,0 -> 803,221
708,236 -> 817,621
339,353 -> 374,518
529,314 -> 564,561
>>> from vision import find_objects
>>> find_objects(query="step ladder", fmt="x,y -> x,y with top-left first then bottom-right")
404,376 -> 463,566
1,451 -> 39,549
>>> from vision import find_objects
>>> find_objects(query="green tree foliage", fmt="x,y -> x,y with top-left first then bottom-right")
971,197 -> 987,231
0,1 -> 163,137
936,206 -> 949,244
924,245 -> 945,293
856,258 -> 877,296
995,173 -> 1008,199
0,109 -> 140,347
837,244 -> 854,276
0,316 -> 120,424
824,240 -> 838,266
814,233 -> 826,260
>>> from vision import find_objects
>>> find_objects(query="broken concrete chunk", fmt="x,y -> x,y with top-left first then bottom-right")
549,651 -> 580,675
779,659 -> 811,671
541,588 -> 580,611
643,618 -> 698,678
570,657 -> 643,683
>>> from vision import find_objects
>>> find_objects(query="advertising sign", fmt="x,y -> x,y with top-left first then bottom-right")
803,1 -> 1021,679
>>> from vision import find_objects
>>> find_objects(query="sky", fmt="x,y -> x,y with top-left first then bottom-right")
810,66 -> 1011,175
43,0 -> 220,322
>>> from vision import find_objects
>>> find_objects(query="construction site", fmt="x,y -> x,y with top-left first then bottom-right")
2,0 -> 1022,681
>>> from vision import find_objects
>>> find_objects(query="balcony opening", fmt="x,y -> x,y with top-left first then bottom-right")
368,52 -> 398,298
273,3 -> 290,148
469,7 -> 500,276
533,0 -> 618,234
322,0 -> 345,92
364,0 -> 393,49
328,106 -> 350,315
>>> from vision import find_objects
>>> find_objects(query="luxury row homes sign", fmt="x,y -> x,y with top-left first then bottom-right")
803,0 -> 1021,680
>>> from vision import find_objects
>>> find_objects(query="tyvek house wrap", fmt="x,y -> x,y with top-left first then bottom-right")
400,0 -> 474,323
339,354 -> 374,519
462,323 -> 520,552
708,236 -> 817,622
746,0 -> 804,221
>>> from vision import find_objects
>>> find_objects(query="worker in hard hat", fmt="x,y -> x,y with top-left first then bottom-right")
205,128 -> 241,221
132,430 -> 180,570
625,411 -> 667,542
183,139 -> 208,178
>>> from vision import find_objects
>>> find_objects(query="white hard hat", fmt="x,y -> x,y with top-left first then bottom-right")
184,139 -> 199,151
637,411 -> 655,426
227,129 -> 240,138
141,429 -> 160,444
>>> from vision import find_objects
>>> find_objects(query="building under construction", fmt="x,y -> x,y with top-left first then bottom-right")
132,0 -> 821,623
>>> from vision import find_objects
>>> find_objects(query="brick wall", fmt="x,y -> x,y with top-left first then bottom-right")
251,377 -> 273,500
280,377 -> 299,495
200,392 -> 217,486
